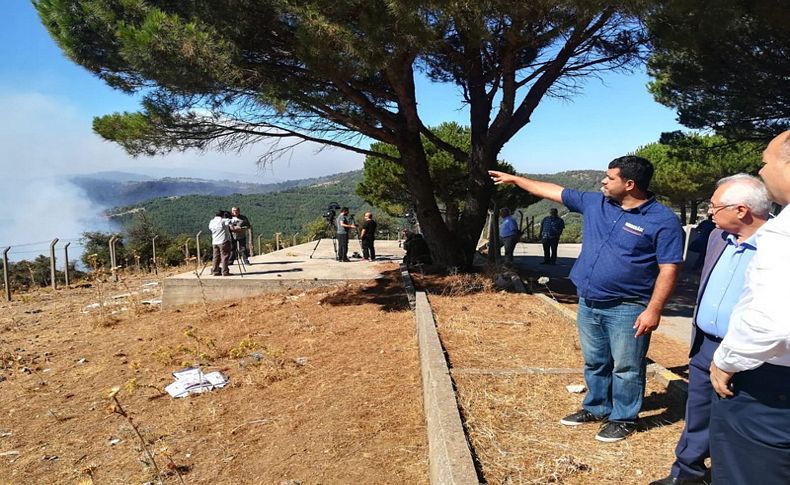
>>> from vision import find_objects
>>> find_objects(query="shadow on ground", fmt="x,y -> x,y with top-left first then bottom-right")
640,388 -> 687,430
318,268 -> 411,312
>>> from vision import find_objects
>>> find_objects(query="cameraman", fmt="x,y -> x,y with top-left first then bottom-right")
209,210 -> 235,276
336,207 -> 356,262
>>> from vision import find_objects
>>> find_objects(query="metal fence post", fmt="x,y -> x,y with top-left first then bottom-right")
257,234 -> 263,255
184,240 -> 190,261
2,247 -> 10,301
247,228 -> 254,256
63,242 -> 71,286
49,238 -> 59,290
195,231 -> 203,270
109,236 -> 119,282
293,234 -> 297,246
152,235 -> 159,275
275,232 -> 281,251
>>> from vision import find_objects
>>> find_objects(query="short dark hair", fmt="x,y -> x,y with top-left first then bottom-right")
340,207 -> 349,213
216,210 -> 225,217
500,207 -> 510,217
608,156 -> 654,192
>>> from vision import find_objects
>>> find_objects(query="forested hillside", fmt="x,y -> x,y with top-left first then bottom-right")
72,172 -> 357,208
107,171 -> 397,239
107,169 -> 604,244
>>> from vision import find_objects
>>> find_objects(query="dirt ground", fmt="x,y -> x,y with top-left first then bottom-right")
1,265 -> 693,485
0,265 -> 427,484
428,289 -> 688,485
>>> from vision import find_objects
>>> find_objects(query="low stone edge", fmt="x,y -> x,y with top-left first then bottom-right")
415,291 -> 480,485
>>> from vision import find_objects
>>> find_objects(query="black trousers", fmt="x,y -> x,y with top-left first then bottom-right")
671,331 -> 720,479
361,238 -> 375,260
710,363 -> 790,484
542,237 -> 559,263
337,233 -> 349,261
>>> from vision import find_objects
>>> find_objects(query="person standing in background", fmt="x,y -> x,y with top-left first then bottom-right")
359,212 -> 378,261
499,207 -> 519,264
540,208 -> 565,265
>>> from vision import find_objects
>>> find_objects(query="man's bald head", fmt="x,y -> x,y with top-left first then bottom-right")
759,130 -> 790,205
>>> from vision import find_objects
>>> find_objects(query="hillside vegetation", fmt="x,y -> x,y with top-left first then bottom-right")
107,170 -> 604,244
107,171 -> 395,240
72,172 -> 358,208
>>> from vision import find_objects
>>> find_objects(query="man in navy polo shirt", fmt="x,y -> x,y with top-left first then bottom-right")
489,156 -> 684,442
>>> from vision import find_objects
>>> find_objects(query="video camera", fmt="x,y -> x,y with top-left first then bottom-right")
323,202 -> 341,224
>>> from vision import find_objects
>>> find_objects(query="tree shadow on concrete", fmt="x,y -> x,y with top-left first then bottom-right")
318,268 -> 411,312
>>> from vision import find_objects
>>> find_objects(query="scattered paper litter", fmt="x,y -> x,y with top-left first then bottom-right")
565,384 -> 586,393
80,303 -> 101,313
0,451 -> 20,457
165,367 -> 229,398
140,299 -> 162,305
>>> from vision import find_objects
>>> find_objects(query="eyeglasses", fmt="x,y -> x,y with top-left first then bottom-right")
708,203 -> 739,215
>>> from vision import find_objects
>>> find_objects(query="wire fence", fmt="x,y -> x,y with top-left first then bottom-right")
0,227 -> 318,301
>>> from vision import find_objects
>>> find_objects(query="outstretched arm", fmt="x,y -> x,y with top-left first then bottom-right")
488,171 -> 565,203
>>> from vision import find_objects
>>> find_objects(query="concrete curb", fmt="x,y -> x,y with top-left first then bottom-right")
415,292 -> 479,485
533,293 -> 688,399
400,263 -> 417,310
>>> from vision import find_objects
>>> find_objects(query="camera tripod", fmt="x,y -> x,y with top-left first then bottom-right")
230,237 -> 249,277
309,222 -> 339,260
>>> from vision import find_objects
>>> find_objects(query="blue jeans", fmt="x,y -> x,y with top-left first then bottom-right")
577,298 -> 650,422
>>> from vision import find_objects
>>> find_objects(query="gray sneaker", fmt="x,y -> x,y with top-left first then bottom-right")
595,421 -> 637,442
559,409 -> 606,426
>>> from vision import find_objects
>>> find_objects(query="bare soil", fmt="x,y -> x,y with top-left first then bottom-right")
0,266 -> 427,484
1,266 -> 693,485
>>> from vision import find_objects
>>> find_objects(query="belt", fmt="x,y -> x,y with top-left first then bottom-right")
699,329 -> 723,343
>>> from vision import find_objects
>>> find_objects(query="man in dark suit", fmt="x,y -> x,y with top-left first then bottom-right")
650,174 -> 770,485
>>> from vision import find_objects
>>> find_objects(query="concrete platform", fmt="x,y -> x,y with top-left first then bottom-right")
162,239 -> 404,308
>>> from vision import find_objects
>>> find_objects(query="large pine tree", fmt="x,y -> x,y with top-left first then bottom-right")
37,1 -> 650,267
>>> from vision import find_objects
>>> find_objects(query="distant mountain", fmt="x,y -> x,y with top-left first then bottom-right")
70,171 -> 360,208
72,171 -> 155,183
520,169 -> 605,218
106,170 -> 376,238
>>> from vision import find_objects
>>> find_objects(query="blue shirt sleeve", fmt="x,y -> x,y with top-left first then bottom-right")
654,215 -> 685,264
562,188 -> 601,214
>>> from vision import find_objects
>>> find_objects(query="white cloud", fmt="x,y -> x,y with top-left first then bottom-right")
0,91 -> 364,182
0,90 -> 365,260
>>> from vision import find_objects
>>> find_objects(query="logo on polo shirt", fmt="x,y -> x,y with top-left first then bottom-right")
623,222 -> 645,236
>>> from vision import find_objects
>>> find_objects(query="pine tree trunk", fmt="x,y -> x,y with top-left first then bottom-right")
679,200 -> 688,225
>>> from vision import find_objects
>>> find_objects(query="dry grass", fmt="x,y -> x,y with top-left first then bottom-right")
0,268 -> 427,484
430,293 -> 584,369
456,374 -> 685,485
433,291 -> 688,485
